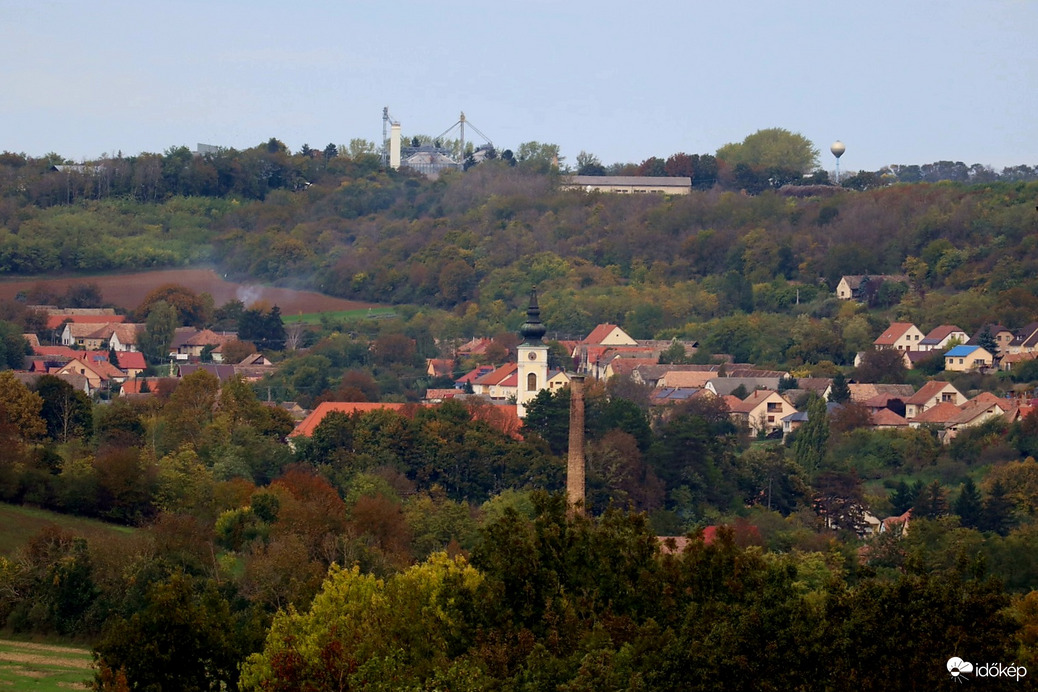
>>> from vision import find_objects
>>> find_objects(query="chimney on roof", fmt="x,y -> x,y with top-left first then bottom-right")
567,374 -> 586,515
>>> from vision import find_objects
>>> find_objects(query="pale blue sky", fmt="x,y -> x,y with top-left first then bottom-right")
1,0 -> 1035,173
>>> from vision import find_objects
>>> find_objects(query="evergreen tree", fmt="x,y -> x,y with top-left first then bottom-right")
953,477 -> 983,529
828,372 -> 850,404
792,396 -> 829,473
980,479 -> 1015,536
975,325 -> 998,354
889,480 -> 917,515
912,480 -> 948,520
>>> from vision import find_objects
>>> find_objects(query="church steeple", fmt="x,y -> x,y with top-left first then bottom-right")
516,288 -> 549,419
519,288 -> 546,345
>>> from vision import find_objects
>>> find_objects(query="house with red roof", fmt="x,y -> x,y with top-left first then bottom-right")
871,408 -> 910,429
426,358 -> 455,378
904,381 -> 965,419
873,322 -> 925,351
55,357 -> 124,393
727,390 -> 794,436
944,392 -> 1008,441
113,351 -> 147,378
472,363 -> 519,400
288,400 -> 522,442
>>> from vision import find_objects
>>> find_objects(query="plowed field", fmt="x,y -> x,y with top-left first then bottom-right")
0,268 -> 377,315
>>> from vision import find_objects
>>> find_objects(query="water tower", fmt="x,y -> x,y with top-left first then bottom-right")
831,141 -> 846,184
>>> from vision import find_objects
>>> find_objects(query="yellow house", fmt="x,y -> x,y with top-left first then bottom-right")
728,390 -> 794,436
874,322 -> 925,351
944,345 -> 994,371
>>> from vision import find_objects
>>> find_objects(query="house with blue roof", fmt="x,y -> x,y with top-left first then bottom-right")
944,345 -> 994,372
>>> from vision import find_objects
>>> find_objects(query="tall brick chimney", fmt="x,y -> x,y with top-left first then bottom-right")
567,375 -> 586,515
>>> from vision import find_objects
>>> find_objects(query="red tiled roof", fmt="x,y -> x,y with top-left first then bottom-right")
45,314 -> 126,330
874,322 -> 917,346
583,324 -> 621,344
905,381 -> 954,405
871,408 -> 909,427
912,402 -> 962,425
115,351 -> 147,371
289,400 -> 521,439
473,363 -> 518,387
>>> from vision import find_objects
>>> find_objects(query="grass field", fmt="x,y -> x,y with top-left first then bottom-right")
0,639 -> 92,690
0,503 -> 135,557
281,306 -> 398,324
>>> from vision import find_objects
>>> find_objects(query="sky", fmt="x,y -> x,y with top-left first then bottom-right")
1,0 -> 1035,174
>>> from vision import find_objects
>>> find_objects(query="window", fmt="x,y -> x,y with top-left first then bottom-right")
527,373 -> 537,391
767,402 -> 781,412
941,393 -> 953,402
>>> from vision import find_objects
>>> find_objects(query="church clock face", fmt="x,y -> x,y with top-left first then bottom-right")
528,352 -> 538,360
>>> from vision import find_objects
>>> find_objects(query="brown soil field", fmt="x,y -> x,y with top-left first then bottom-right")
0,268 -> 379,315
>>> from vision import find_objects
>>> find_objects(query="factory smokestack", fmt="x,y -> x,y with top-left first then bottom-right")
567,375 -> 586,515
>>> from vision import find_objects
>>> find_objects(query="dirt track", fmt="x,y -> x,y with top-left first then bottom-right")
0,268 -> 378,315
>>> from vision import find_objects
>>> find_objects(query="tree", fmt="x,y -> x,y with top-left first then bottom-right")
136,284 -> 209,327
889,480 -> 919,515
94,572 -> 249,691
853,349 -> 907,384
240,554 -> 486,691
913,480 -> 949,520
981,479 -> 1015,536
792,396 -> 829,473
33,375 -> 92,443
516,141 -> 562,173
716,128 -> 820,173
139,300 -> 178,365
0,371 -> 46,443
812,470 -> 866,534
828,372 -> 850,403
954,477 -> 983,530
0,320 -> 31,370
575,151 -> 605,176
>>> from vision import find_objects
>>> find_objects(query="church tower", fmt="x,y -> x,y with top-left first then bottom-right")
516,289 -> 549,418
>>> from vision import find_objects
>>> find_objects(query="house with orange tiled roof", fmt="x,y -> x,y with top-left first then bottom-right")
873,322 -> 924,351
167,328 -> 237,360
288,400 -> 522,442
46,312 -> 124,332
112,350 -> 147,378
943,392 -> 1009,441
904,381 -> 965,419
847,383 -> 915,403
909,401 -> 962,431
455,365 -> 495,389
55,356 -> 125,393
871,408 -> 910,429
61,322 -> 119,350
109,324 -> 145,352
456,337 -> 495,358
1000,352 -> 1038,373
582,324 -> 638,347
472,363 -> 519,400
426,358 -> 455,378
727,390 -> 794,436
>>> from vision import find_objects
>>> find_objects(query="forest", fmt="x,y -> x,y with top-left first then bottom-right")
2,135 -> 1038,688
